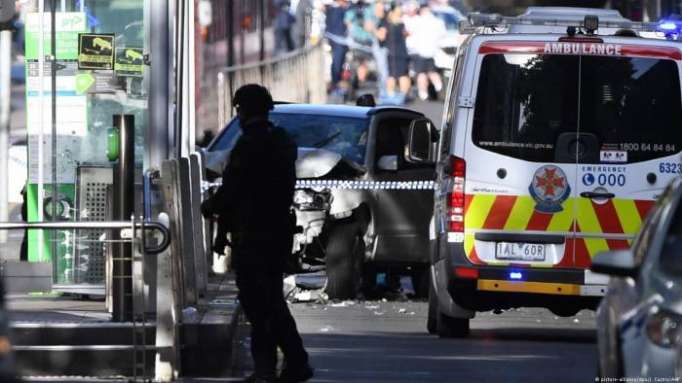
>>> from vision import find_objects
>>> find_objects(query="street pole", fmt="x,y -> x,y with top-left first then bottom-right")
147,0 -> 171,170
0,30 -> 11,244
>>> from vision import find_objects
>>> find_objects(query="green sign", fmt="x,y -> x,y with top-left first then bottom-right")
25,12 -> 86,60
115,47 -> 144,77
78,33 -> 115,70
75,73 -> 96,94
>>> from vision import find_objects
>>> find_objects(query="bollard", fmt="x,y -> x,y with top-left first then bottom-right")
112,114 -> 135,322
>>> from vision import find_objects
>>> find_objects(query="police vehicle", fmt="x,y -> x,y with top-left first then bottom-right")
207,103 -> 437,300
406,7 -> 682,337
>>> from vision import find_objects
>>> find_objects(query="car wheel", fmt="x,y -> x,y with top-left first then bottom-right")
437,312 -> 470,338
427,273 -> 437,334
325,221 -> 364,300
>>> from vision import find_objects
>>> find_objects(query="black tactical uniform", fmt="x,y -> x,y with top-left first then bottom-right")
201,84 -> 311,383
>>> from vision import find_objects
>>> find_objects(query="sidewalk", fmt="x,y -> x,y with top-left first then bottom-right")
9,271 -> 245,381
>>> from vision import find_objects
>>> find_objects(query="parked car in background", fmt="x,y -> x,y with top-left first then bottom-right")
205,103 -> 438,300
593,177 -> 682,379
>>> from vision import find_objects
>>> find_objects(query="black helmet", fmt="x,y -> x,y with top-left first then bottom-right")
233,84 -> 274,117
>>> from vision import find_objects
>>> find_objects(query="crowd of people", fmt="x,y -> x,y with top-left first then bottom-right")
324,0 -> 458,104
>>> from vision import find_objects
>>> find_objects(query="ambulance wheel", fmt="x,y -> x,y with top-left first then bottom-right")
427,274 -> 437,334
437,313 -> 470,338
325,221 -> 364,300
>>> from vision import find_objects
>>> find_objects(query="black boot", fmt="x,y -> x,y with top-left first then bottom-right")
278,364 -> 314,383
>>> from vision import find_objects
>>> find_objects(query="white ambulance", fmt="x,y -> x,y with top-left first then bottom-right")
406,7 -> 682,337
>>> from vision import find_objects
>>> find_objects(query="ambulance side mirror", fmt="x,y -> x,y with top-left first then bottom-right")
407,119 -> 436,165
591,250 -> 638,278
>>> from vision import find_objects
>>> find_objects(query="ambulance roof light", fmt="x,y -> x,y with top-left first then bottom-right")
658,21 -> 678,31
656,18 -> 682,39
461,7 -> 669,38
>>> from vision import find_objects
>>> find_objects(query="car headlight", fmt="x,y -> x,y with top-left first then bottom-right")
294,190 -> 314,205
293,189 -> 331,211
646,307 -> 682,348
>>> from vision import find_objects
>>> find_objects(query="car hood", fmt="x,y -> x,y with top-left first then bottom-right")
202,147 -> 365,178
296,148 -> 365,178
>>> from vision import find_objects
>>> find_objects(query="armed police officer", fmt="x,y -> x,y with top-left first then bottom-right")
201,84 -> 312,383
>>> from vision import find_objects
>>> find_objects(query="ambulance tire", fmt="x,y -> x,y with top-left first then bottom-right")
437,313 -> 470,338
427,274 -> 438,334
325,221 -> 365,300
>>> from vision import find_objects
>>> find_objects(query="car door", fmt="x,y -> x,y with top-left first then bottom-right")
616,181 -> 679,377
369,112 -> 436,263
574,47 -> 682,269
598,192 -> 665,378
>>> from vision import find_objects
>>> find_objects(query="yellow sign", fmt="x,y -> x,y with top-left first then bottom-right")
78,33 -> 115,70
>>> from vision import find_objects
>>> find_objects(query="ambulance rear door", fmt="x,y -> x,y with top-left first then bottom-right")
574,43 -> 682,274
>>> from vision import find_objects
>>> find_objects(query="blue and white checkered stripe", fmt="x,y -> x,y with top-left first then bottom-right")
295,180 -> 436,190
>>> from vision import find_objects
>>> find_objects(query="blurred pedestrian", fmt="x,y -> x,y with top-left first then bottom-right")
411,4 -> 446,100
365,0 -> 389,96
201,84 -> 313,383
344,0 -> 372,84
292,0 -> 313,48
325,0 -> 350,93
378,3 -> 411,102
275,1 -> 296,54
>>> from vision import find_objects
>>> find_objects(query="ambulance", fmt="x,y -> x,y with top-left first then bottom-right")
407,7 -> 682,337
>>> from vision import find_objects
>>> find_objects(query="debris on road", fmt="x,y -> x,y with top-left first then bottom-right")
284,272 -> 329,303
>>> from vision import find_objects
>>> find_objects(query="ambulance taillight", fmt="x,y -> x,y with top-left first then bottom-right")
447,156 -> 466,233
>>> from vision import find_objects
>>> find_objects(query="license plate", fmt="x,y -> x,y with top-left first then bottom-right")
496,242 -> 546,261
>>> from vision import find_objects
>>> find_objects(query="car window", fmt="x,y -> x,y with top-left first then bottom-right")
579,56 -> 682,163
439,45 -> 466,160
472,54 -> 580,163
472,53 -> 682,163
375,117 -> 412,169
633,208 -> 661,266
211,113 -> 370,164
661,211 -> 682,273
633,184 -> 676,265
658,185 -> 682,273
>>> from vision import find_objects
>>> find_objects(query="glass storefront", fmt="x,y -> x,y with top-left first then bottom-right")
24,0 -> 148,289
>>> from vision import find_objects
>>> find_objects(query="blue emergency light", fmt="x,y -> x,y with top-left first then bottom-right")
657,18 -> 682,37
658,21 -> 679,31
509,271 -> 523,280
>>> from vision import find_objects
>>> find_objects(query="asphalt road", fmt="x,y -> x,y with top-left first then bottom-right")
292,300 -> 597,383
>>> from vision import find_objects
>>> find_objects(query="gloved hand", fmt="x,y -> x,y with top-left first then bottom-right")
200,198 -> 214,219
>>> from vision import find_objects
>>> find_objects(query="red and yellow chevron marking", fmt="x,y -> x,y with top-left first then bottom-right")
463,194 -> 655,268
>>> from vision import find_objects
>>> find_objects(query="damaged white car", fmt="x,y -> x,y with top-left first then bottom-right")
204,104 -> 437,300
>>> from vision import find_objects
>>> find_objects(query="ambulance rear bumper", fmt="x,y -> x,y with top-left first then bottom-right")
438,241 -> 606,312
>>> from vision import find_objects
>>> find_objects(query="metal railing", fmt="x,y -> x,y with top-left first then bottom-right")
205,43 -> 327,132
0,219 -> 171,255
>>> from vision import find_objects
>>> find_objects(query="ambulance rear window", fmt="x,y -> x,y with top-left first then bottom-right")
473,53 -> 682,164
